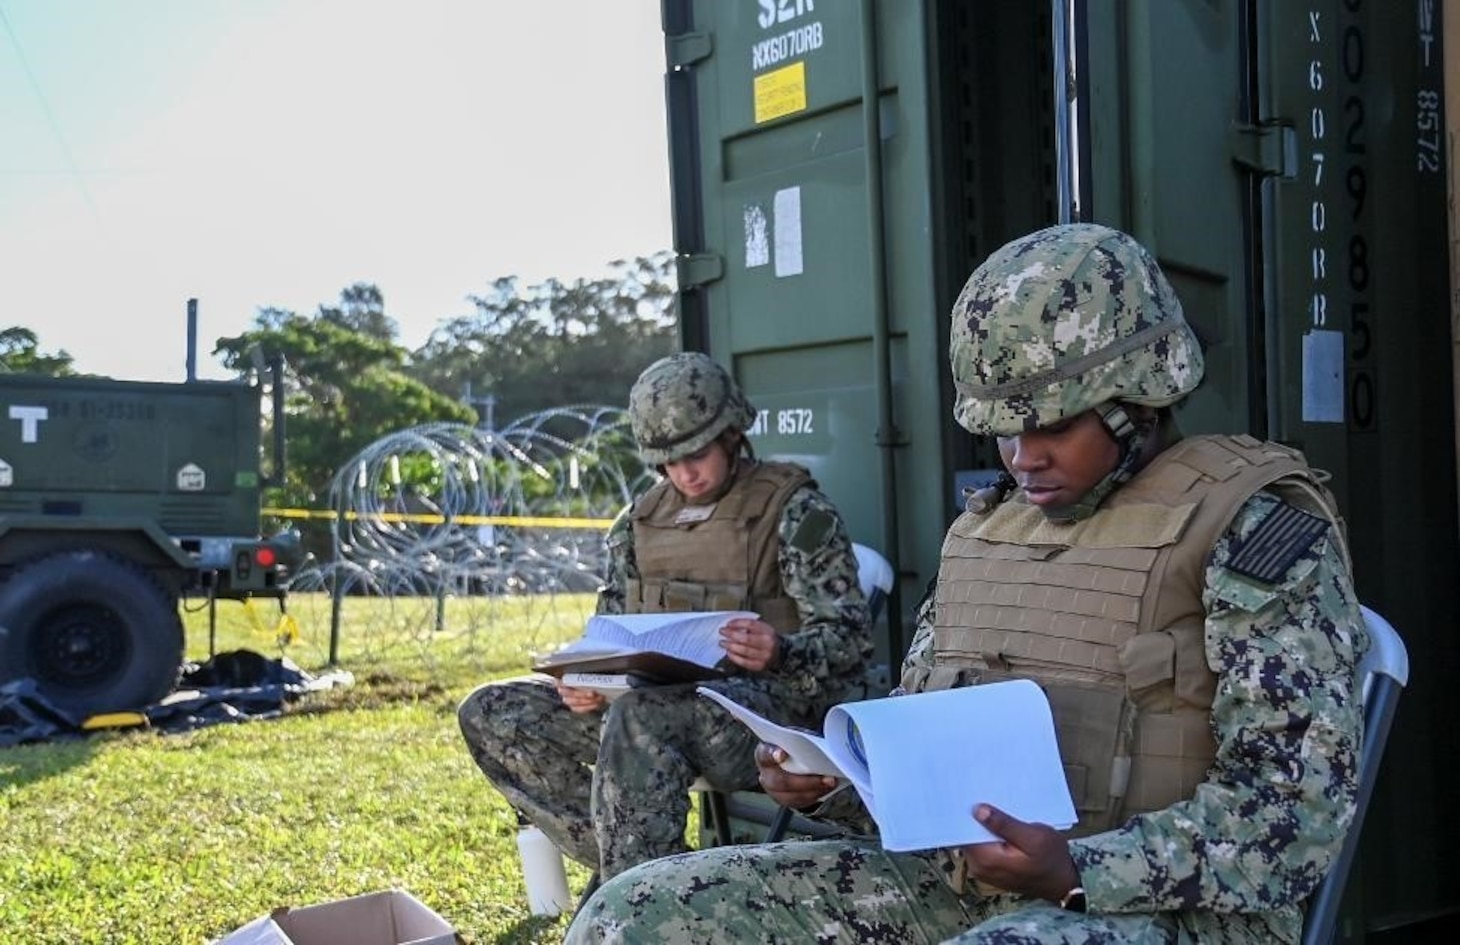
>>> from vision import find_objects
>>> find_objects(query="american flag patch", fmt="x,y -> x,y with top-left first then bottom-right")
1227,502 -> 1331,584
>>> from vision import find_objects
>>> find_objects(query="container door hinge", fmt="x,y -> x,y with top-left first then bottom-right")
667,31 -> 713,68
1230,122 -> 1296,178
675,253 -> 724,289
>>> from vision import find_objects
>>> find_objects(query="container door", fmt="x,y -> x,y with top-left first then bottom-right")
663,0 -> 949,661
1080,1 -> 1456,935
1260,1 -> 1456,934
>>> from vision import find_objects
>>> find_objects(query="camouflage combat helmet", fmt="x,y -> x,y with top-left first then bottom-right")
628,352 -> 757,465
950,223 -> 1205,437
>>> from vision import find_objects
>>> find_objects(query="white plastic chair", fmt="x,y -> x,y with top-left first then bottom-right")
852,542 -> 895,623
1301,605 -> 1410,945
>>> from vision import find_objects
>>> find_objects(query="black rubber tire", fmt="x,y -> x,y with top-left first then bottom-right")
0,550 -> 184,716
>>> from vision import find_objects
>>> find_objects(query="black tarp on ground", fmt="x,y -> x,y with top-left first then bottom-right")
0,650 -> 354,747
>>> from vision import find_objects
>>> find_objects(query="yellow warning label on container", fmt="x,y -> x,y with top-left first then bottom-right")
754,61 -> 807,124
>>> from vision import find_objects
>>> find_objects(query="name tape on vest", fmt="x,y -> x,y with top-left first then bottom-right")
674,503 -> 718,525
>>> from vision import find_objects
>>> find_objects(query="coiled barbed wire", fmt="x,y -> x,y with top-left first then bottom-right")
286,405 -> 656,664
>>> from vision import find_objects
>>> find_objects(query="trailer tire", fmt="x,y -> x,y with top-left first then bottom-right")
0,550 -> 184,717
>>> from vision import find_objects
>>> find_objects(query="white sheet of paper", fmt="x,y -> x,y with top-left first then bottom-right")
573,611 -> 755,669
700,680 -> 1075,852
826,679 -> 1076,851
697,686 -> 845,777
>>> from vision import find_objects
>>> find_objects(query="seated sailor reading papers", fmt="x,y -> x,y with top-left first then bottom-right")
532,611 -> 756,686
699,679 -> 1077,852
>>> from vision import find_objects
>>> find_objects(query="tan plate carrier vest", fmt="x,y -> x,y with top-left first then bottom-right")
625,461 -> 809,633
929,435 -> 1341,837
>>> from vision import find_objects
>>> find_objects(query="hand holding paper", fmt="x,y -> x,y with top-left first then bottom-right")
961,803 -> 1081,904
717,615 -> 781,672
754,742 -> 844,810
697,687 -> 844,777
554,676 -> 611,713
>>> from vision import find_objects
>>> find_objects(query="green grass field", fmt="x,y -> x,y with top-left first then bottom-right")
0,592 -> 633,944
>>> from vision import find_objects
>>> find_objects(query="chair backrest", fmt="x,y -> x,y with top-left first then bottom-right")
851,543 -> 894,621
1301,604 -> 1410,945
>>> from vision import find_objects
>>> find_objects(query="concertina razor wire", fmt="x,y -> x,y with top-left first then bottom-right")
277,405 -> 658,668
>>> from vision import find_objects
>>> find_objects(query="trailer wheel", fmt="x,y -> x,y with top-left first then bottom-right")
0,551 -> 184,717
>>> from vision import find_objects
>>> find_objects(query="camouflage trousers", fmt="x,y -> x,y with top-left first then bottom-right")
457,674 -> 815,879
566,840 -> 1187,944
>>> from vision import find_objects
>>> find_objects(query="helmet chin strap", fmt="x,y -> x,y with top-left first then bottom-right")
1042,403 -> 1149,523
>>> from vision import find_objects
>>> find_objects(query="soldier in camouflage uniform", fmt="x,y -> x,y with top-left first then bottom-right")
458,351 -> 872,881
566,224 -> 1368,943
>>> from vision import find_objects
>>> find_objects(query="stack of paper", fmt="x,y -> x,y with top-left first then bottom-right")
699,680 -> 1076,852
533,611 -> 755,683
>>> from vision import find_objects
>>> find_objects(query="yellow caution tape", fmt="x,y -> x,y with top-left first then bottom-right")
261,507 -> 614,529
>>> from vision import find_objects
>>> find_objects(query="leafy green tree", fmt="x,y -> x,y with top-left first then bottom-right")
0,327 -> 77,376
410,252 -> 676,424
214,286 -> 474,508
318,282 -> 399,342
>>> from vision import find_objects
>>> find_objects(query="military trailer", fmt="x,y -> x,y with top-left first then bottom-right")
661,0 -> 1455,939
0,363 -> 295,717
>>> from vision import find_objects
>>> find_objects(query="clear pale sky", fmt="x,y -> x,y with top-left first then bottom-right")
0,0 -> 674,381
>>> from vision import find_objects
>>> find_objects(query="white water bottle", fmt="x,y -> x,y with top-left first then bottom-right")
516,822 -> 571,917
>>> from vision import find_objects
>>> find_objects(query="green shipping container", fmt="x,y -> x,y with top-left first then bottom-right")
662,0 -> 1455,939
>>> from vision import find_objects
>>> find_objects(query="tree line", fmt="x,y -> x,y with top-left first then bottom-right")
5,253 -> 677,507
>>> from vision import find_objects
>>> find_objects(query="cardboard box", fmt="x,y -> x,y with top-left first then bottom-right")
213,889 -> 461,945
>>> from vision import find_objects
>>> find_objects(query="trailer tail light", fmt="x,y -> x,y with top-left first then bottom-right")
255,546 -> 277,568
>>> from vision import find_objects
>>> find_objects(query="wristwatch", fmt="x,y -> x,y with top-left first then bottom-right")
1058,886 -> 1087,913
